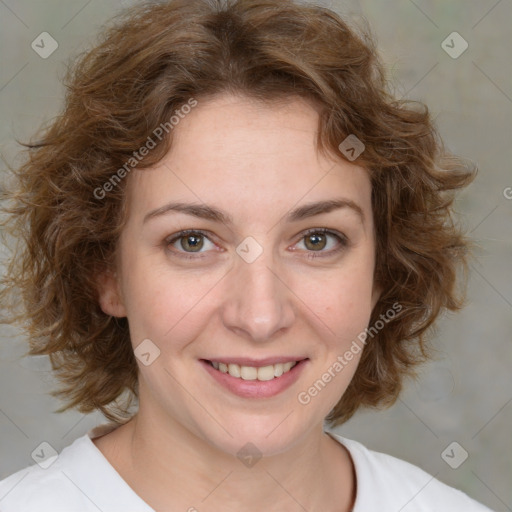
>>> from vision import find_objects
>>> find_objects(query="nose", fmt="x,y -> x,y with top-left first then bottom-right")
221,247 -> 296,343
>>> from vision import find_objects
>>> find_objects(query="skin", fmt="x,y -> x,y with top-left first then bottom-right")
95,93 -> 380,512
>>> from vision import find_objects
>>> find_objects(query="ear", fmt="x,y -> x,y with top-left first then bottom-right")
96,268 -> 127,317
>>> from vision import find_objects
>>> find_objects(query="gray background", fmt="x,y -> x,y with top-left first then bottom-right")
0,0 -> 511,510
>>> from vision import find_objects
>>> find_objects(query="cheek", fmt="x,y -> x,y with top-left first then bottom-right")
118,227 -> 376,353
298,262 -> 376,344
119,254 -> 223,348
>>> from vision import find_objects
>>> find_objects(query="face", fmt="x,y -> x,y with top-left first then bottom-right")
99,93 -> 380,457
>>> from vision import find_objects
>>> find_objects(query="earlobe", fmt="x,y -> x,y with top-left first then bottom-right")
96,269 -> 127,317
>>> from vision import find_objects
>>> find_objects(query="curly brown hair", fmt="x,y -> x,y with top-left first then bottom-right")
1,0 -> 475,425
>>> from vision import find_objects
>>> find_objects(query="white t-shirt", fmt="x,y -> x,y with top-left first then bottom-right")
0,423 -> 494,512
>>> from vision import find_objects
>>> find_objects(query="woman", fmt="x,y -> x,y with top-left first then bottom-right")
0,0 -> 494,510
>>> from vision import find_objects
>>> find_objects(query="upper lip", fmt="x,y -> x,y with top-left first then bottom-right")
203,357 -> 308,367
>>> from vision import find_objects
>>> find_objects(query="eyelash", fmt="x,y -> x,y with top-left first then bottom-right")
164,228 -> 348,261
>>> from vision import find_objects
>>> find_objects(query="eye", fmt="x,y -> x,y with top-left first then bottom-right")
294,228 -> 348,258
165,229 -> 216,259
165,228 -> 348,261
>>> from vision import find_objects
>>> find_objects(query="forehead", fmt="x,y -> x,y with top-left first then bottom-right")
126,93 -> 372,225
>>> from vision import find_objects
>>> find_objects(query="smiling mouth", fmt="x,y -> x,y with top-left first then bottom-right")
205,360 -> 302,381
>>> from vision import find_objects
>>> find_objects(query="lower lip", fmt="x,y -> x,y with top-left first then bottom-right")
200,359 -> 308,399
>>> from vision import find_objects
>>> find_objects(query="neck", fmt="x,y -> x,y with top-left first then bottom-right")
95,411 -> 356,512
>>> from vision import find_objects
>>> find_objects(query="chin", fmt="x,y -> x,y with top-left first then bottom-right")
191,410 -> 315,459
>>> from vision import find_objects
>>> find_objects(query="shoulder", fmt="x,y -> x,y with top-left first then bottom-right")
0,436 -> 97,512
0,423 -> 152,512
327,432 -> 495,512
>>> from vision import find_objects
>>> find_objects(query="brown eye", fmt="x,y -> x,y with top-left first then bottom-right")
304,232 -> 327,251
295,229 -> 348,259
166,230 -> 216,258
179,233 -> 204,252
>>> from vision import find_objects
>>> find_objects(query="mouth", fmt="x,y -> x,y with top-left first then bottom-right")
200,358 -> 309,398
207,360 -> 300,381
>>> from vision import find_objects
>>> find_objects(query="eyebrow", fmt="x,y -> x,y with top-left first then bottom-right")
143,198 -> 365,225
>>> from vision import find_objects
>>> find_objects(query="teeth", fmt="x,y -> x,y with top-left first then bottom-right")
241,366 -> 258,380
257,365 -> 275,381
210,360 -> 298,381
228,363 -> 241,378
